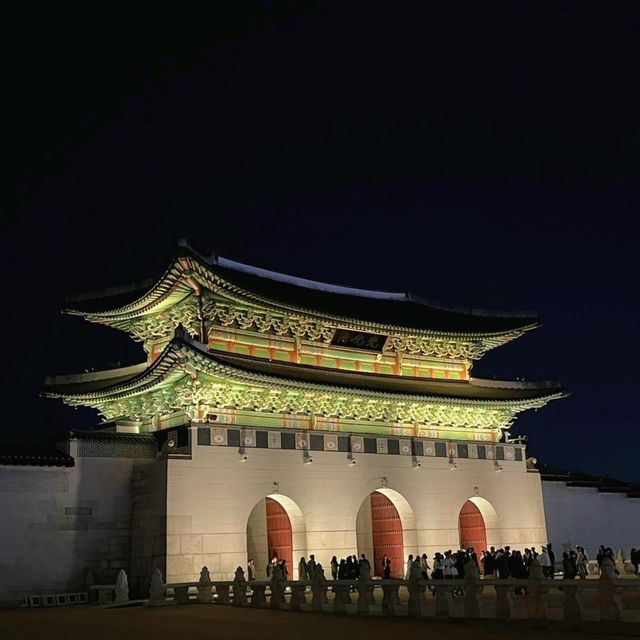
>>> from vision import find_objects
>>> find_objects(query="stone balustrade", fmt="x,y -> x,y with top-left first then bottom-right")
89,566 -> 640,622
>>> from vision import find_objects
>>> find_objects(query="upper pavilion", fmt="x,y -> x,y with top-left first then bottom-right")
44,241 -> 564,441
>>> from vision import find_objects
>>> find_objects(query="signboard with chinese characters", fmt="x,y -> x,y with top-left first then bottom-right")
330,328 -> 388,352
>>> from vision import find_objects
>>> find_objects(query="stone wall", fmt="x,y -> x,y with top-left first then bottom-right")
542,480 -> 640,558
0,455 -> 134,601
163,426 -> 548,583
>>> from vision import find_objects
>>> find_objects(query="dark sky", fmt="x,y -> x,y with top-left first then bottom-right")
1,3 -> 639,481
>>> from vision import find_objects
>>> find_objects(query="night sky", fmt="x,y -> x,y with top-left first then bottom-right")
2,3 -> 639,481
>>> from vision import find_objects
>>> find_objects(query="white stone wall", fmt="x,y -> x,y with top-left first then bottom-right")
542,481 -> 640,558
164,429 -> 548,583
0,456 -> 135,601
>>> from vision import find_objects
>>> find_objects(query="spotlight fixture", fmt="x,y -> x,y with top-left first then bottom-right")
304,457 -> 314,465
239,454 -> 248,463
449,461 -> 458,470
167,439 -> 175,449
349,457 -> 357,466
272,481 -> 279,494
494,460 -> 503,472
380,476 -> 387,488
412,458 -> 422,469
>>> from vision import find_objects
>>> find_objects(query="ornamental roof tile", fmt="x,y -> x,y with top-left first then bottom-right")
65,243 -> 538,335
44,332 -> 565,405
0,445 -> 74,467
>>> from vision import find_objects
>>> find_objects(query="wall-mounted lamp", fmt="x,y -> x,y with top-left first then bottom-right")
272,481 -> 279,494
239,454 -> 248,463
494,460 -> 503,472
412,457 -> 422,469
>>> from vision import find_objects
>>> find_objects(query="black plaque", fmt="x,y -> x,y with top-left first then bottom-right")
330,328 -> 388,352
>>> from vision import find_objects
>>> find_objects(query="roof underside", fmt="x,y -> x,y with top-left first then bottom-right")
65,245 -> 538,335
44,334 -> 564,405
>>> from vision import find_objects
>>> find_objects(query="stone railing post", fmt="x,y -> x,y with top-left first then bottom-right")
598,557 -> 621,621
289,583 -> 307,611
382,582 -> 397,616
197,567 -> 213,604
463,563 -> 481,618
115,570 -> 129,604
526,560 -> 548,619
148,568 -> 166,606
215,583 -> 230,604
494,583 -> 513,619
357,566 -> 374,614
408,562 -> 426,618
332,582 -> 350,613
85,570 -> 95,602
251,584 -> 267,608
311,574 -> 327,611
232,568 -> 248,606
562,583 -> 586,621
433,583 -> 450,618
270,570 -> 285,610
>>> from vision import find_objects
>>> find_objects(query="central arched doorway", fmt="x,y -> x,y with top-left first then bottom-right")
459,500 -> 487,553
370,491 -> 404,577
356,489 -> 416,578
265,497 -> 293,570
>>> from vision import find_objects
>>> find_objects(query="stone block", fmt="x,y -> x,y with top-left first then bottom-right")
180,534 -> 203,555
166,535 -> 180,556
203,534 -> 224,554
167,516 -> 192,535
222,533 -> 245,553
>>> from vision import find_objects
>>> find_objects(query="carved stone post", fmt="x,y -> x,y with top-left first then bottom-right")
232,567 -> 248,606
494,583 -> 512,619
289,583 -> 307,611
599,557 -> 621,621
526,560 -> 548,619
270,566 -> 285,610
333,583 -> 350,613
562,583 -> 585,621
432,583 -> 449,618
311,570 -> 327,611
197,566 -> 213,604
251,584 -> 267,608
382,583 -> 396,616
148,568 -> 166,606
408,562 -> 425,617
115,570 -> 129,604
357,565 -> 374,614
463,562 -> 481,618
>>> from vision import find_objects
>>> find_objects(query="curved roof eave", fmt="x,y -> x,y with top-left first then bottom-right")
62,244 -> 540,339
44,332 -> 566,409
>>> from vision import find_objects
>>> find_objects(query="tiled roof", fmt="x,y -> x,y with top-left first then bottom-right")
0,445 -> 74,467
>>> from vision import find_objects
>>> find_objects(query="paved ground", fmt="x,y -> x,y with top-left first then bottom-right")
0,604 -> 635,640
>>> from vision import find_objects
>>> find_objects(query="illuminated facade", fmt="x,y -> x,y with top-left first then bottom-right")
43,242 -> 564,590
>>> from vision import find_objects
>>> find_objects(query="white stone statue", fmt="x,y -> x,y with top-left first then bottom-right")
149,568 -> 166,605
115,569 -> 129,604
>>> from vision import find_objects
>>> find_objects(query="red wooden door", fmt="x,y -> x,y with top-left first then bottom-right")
266,497 -> 293,573
459,500 -> 487,554
370,491 -> 404,578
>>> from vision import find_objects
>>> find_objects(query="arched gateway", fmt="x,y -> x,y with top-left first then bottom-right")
246,494 -> 306,579
356,489 -> 416,578
459,499 -> 487,553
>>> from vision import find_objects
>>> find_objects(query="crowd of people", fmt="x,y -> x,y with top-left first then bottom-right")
247,542 -> 639,584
